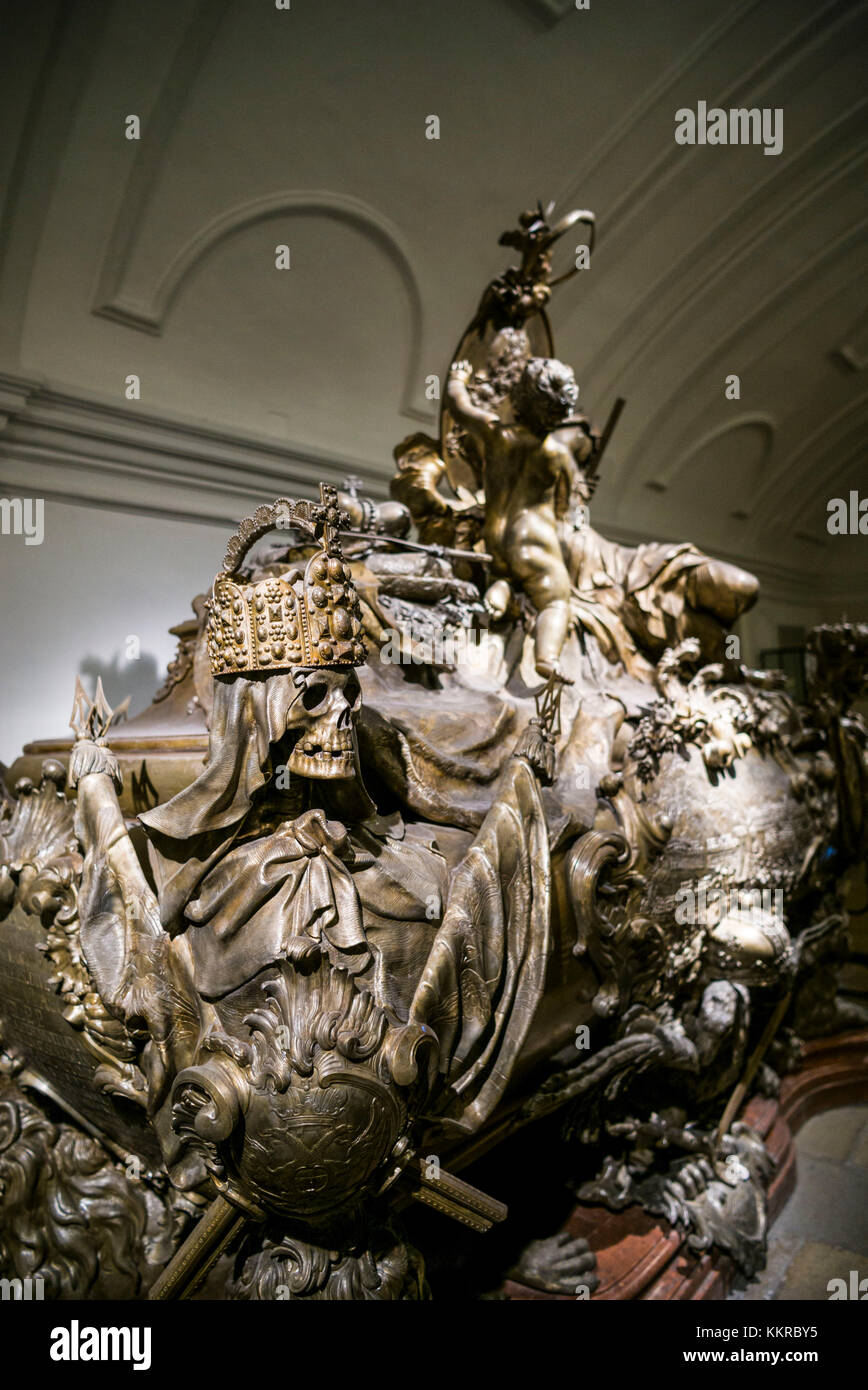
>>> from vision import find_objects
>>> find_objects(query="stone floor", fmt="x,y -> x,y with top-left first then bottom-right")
731,867 -> 868,1301
729,1103 -> 868,1300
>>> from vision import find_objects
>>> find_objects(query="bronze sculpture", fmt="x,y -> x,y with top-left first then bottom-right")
0,206 -> 865,1300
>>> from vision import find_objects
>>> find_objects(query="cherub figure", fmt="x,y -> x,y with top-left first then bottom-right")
390,432 -> 483,552
447,355 -> 585,679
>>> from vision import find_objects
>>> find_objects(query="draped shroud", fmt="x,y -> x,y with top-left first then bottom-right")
138,673 -> 371,993
139,673 -> 552,1122
408,755 -> 551,1133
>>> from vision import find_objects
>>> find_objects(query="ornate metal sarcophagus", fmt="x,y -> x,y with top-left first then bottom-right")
1,208 -> 866,1300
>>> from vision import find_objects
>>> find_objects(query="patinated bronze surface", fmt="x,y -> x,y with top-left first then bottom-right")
1,207 -> 866,1300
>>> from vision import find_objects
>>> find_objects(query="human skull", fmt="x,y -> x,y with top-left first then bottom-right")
285,668 -> 361,780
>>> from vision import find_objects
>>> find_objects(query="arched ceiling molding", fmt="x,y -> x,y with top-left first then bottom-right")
790,437 -> 868,529
754,403 -> 868,536
659,414 -> 776,494
750,393 -> 868,526
610,215 -> 867,493
93,189 -> 432,424
553,0 -> 763,215
782,440 -> 868,558
833,307 -> 868,368
0,2 -> 111,365
91,0 -> 231,330
583,105 -> 867,409
559,0 -> 861,343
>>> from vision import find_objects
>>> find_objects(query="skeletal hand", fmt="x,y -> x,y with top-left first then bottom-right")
68,739 -> 122,792
281,808 -> 351,860
510,1232 -> 599,1296
662,1156 -> 715,1205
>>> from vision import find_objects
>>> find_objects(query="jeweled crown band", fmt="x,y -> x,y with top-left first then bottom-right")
205,488 -> 366,676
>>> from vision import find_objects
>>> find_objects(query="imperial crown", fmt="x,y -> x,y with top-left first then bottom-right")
206,488 -> 366,676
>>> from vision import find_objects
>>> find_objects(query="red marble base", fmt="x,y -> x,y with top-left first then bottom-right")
502,1029 -> 868,1300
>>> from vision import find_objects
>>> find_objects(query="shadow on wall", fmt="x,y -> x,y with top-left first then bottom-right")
78,652 -> 162,719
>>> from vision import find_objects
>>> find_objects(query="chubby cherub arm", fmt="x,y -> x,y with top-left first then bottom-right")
556,420 -> 598,466
446,360 -> 500,443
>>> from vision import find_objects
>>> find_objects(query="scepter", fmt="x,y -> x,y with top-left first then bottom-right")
585,395 -> 626,482
338,529 -> 492,566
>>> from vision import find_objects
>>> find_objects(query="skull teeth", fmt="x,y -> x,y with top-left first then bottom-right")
288,744 -> 355,780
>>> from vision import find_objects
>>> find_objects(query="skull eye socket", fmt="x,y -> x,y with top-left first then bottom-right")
301,681 -> 328,712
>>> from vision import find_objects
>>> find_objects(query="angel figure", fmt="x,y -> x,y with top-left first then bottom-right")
446,354 -> 585,679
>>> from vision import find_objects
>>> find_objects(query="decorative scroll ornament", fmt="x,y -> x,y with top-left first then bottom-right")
567,828 -> 646,1018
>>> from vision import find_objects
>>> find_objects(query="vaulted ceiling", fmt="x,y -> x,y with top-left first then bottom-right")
2,0 -> 866,603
